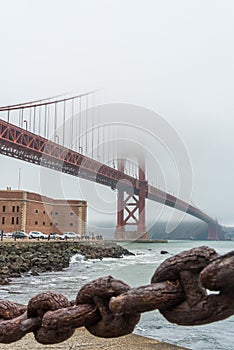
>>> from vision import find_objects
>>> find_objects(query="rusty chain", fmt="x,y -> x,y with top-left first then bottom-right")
0,246 -> 233,344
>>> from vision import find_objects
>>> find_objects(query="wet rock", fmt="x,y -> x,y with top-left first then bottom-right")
0,276 -> 10,284
0,241 -> 133,284
160,250 -> 169,255
31,267 -> 40,276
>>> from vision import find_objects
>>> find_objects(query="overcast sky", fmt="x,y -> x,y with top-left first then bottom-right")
0,0 -> 234,228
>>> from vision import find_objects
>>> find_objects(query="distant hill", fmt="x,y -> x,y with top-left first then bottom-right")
148,220 -> 209,240
88,220 -> 227,240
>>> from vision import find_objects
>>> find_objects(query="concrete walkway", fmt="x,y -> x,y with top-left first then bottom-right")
0,327 -> 189,350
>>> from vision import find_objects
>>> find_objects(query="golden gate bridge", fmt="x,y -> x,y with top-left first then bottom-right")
0,91 -> 221,240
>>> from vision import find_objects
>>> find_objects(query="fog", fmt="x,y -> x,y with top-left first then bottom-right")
0,1 -> 234,230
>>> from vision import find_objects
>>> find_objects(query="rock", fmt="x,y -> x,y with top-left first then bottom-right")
160,250 -> 169,255
31,267 -> 40,276
0,241 -> 133,285
1,266 -> 9,274
0,276 -> 10,284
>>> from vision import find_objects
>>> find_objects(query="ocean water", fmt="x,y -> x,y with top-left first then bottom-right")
1,240 -> 233,350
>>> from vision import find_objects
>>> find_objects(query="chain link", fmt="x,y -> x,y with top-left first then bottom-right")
0,246 -> 233,344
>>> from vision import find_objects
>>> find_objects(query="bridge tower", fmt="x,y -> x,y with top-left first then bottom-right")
114,159 -> 148,241
207,220 -> 219,240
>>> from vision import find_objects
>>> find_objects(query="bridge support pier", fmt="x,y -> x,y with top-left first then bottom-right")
114,159 -> 148,241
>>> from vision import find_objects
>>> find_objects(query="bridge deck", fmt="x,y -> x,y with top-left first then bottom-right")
0,119 -> 215,226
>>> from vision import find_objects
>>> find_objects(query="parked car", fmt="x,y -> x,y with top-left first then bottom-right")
28,231 -> 47,239
6,232 -> 13,237
12,231 -> 28,239
1,232 -> 13,238
55,234 -> 64,240
60,232 -> 80,240
48,233 -> 60,240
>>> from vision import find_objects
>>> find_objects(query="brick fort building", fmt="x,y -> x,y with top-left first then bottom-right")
0,189 -> 87,235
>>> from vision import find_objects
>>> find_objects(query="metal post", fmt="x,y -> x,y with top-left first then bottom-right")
23,120 -> 28,130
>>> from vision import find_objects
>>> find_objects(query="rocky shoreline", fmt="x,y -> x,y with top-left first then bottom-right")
0,240 -> 133,285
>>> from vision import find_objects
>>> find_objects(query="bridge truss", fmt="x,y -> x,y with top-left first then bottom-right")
0,93 -> 221,240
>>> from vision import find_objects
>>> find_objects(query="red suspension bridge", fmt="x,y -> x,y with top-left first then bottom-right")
0,92 -> 221,240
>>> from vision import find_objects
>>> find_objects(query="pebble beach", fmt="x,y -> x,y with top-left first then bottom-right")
0,327 -> 188,350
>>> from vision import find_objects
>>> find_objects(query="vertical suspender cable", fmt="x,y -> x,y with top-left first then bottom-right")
63,100 -> 66,146
146,162 -> 148,183
85,94 -> 88,154
108,110 -> 111,163
33,107 -> 36,133
91,93 -> 94,158
39,105 -> 41,135
112,124 -> 115,168
102,121 -> 105,162
47,105 -> 50,139
54,102 -> 57,142
18,109 -> 21,126
79,96 -> 82,152
71,98 -> 74,149
97,93 -> 100,160
29,105 -> 32,130
44,105 -> 47,138
21,108 -> 24,128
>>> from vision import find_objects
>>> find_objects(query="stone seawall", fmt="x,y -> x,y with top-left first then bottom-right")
0,240 -> 133,284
